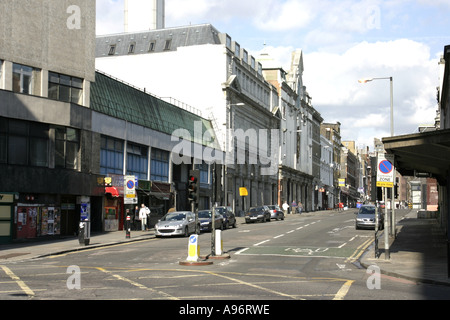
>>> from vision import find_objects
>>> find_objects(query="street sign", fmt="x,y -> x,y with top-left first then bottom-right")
124,175 -> 137,204
377,154 -> 394,188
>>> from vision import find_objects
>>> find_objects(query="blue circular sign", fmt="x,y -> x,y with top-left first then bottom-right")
127,180 -> 134,189
379,160 -> 393,174
189,235 -> 197,244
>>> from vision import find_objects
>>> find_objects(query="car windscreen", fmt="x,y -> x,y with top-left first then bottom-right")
359,207 -> 375,215
198,211 -> 212,218
161,213 -> 186,221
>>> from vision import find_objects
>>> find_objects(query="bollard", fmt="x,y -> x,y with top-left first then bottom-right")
215,230 -> 223,256
186,234 -> 199,262
126,215 -> 131,239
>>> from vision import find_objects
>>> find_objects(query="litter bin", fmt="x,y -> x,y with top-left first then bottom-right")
78,219 -> 90,246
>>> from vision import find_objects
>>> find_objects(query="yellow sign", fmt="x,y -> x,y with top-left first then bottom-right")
338,179 -> 346,187
239,187 -> 248,197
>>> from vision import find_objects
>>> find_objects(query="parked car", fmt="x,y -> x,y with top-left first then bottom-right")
266,205 -> 285,221
198,210 -> 224,232
355,205 -> 384,230
215,206 -> 237,229
245,206 -> 271,223
155,211 -> 198,237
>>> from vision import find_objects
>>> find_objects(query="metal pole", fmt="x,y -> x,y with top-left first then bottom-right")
384,187 -> 390,260
390,77 -> 396,238
212,204 -> 216,256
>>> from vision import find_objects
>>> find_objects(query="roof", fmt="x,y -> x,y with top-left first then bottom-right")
90,71 -> 219,148
383,128 -> 450,184
96,24 -> 222,57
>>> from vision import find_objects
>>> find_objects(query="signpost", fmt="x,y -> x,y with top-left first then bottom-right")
376,154 -> 395,260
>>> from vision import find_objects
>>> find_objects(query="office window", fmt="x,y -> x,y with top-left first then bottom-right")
127,143 -> 148,180
100,136 -> 124,175
0,118 -> 48,167
0,117 -> 6,163
48,72 -> 83,105
196,163 -> 209,185
55,127 -> 80,170
151,149 -> 169,182
13,63 -> 37,95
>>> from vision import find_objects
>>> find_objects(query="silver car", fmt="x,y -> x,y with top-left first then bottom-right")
155,211 -> 198,237
355,205 -> 384,230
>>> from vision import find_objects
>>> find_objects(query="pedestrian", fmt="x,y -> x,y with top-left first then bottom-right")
139,204 -> 149,231
291,200 -> 297,214
298,202 -> 303,214
282,201 -> 289,216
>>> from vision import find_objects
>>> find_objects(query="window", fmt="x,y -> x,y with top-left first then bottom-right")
48,72 -> 83,105
0,118 -> 49,167
128,42 -> 135,54
0,60 -> 3,89
164,39 -> 171,51
151,148 -> 169,182
127,143 -> 148,180
55,127 -> 80,170
196,163 -> 209,185
13,63 -> 38,95
108,45 -> 116,55
100,136 -> 124,175
148,41 -> 156,52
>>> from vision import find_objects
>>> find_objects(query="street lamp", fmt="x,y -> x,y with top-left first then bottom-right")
359,76 -> 395,260
358,77 -> 394,137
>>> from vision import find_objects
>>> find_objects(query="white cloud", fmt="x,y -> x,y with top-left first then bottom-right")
302,39 -> 440,145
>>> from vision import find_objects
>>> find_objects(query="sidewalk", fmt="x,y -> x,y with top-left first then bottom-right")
1,210 -> 450,287
361,209 -> 450,286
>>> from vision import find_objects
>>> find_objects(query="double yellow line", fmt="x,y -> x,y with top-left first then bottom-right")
0,265 -> 35,297
345,238 -> 373,263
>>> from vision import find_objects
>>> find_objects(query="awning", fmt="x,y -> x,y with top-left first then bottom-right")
105,187 -> 120,197
382,128 -> 450,184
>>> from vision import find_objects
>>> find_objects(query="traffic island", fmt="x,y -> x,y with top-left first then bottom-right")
179,259 -> 213,266
200,253 -> 231,260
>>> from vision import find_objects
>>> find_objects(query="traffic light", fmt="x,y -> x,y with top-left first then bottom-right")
188,170 -> 200,206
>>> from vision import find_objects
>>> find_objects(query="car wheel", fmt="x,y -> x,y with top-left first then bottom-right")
184,227 -> 189,237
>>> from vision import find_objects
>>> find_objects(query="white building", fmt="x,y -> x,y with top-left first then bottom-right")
96,24 -> 280,213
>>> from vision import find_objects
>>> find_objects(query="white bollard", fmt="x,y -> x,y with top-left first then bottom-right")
215,230 -> 223,256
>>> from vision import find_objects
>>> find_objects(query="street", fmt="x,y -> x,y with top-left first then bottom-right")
1,209 -> 450,304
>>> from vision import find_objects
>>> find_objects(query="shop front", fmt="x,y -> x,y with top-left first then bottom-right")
0,193 -> 16,244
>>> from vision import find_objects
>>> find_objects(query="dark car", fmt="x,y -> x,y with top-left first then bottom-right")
245,206 -> 271,223
198,210 -> 224,232
355,204 -> 384,230
266,205 -> 285,221
215,206 -> 237,229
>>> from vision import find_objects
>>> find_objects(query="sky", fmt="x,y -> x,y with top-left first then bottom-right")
96,0 -> 450,150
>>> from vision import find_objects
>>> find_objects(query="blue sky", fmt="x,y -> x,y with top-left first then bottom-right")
96,0 -> 450,149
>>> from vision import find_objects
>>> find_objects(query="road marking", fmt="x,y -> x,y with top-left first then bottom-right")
236,247 -> 249,255
205,271 -> 304,300
96,267 -> 179,300
333,280 -> 354,300
345,238 -> 373,263
273,234 -> 285,239
0,265 -> 35,297
254,240 -> 270,246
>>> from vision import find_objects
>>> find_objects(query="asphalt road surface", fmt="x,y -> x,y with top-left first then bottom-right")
1,209 -> 450,307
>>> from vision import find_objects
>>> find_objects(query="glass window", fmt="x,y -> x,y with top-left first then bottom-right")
55,127 -> 79,170
151,148 -> 169,182
13,63 -> 34,94
100,136 -> 124,175
127,143 -> 148,180
148,41 -> 156,52
48,72 -> 84,105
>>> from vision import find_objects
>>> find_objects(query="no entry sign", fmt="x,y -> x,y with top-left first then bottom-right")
377,154 -> 394,188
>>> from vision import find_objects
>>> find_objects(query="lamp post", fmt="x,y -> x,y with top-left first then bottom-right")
359,76 -> 395,260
